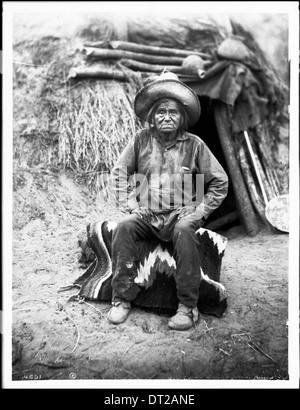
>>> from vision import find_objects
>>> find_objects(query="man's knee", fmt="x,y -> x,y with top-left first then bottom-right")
114,214 -> 140,236
173,218 -> 194,238
173,213 -> 203,239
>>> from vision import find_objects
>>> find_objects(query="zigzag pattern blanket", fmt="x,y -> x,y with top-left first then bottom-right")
66,220 -> 228,317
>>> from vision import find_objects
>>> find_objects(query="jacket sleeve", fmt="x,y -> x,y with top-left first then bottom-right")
111,133 -> 140,212
195,140 -> 229,220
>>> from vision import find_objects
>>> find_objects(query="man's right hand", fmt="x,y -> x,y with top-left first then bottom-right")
131,207 -> 153,223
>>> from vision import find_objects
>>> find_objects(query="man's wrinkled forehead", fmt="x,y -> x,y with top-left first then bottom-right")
155,98 -> 180,110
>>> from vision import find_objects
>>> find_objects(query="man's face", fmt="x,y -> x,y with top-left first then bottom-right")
154,100 -> 182,135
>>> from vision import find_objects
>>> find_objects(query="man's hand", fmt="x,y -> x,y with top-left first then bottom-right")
176,205 -> 205,225
131,207 -> 153,223
176,205 -> 197,220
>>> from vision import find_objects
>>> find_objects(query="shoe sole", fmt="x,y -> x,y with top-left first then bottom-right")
107,310 -> 130,325
168,321 -> 193,331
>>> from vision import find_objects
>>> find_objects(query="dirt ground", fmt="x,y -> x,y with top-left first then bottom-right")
10,167 -> 290,385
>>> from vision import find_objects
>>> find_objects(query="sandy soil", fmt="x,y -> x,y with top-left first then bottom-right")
11,168 -> 290,384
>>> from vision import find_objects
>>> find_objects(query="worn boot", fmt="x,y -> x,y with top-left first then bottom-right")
107,301 -> 131,324
168,303 -> 198,330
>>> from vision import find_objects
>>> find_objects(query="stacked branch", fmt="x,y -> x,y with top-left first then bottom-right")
83,47 -> 185,66
83,40 -> 211,59
119,59 -> 183,74
68,39 -> 212,81
68,66 -> 133,81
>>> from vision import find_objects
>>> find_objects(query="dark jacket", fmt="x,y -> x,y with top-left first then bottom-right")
112,127 -> 228,221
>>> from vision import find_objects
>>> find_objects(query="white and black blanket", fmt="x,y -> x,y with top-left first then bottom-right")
68,220 -> 228,317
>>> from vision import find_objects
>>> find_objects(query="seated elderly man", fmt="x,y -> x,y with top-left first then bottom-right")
107,71 -> 228,330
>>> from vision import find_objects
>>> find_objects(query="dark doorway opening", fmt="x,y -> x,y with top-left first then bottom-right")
188,96 -> 240,230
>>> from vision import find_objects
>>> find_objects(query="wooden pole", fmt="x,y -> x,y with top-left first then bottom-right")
110,41 -> 211,59
214,102 -> 259,236
83,47 -> 185,65
120,59 -> 183,73
244,130 -> 269,204
83,40 -> 211,59
67,67 -> 128,81
238,145 -> 272,228
255,125 -> 281,195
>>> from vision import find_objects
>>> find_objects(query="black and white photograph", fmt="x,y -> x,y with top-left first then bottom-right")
2,1 -> 299,390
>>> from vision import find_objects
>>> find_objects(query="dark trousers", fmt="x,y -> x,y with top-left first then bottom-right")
111,213 -> 203,307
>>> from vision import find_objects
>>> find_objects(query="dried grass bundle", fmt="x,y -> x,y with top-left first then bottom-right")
58,78 -> 143,192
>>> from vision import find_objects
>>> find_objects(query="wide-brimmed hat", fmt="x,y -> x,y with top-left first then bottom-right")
134,71 -> 201,126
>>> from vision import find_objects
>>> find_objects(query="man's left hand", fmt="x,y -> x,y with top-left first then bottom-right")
176,205 -> 197,220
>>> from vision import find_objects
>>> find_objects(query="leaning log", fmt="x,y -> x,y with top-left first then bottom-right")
252,150 -> 275,201
238,145 -> 271,228
245,130 -> 276,201
82,47 -> 185,65
214,102 -> 259,236
254,125 -> 281,195
265,166 -> 281,197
